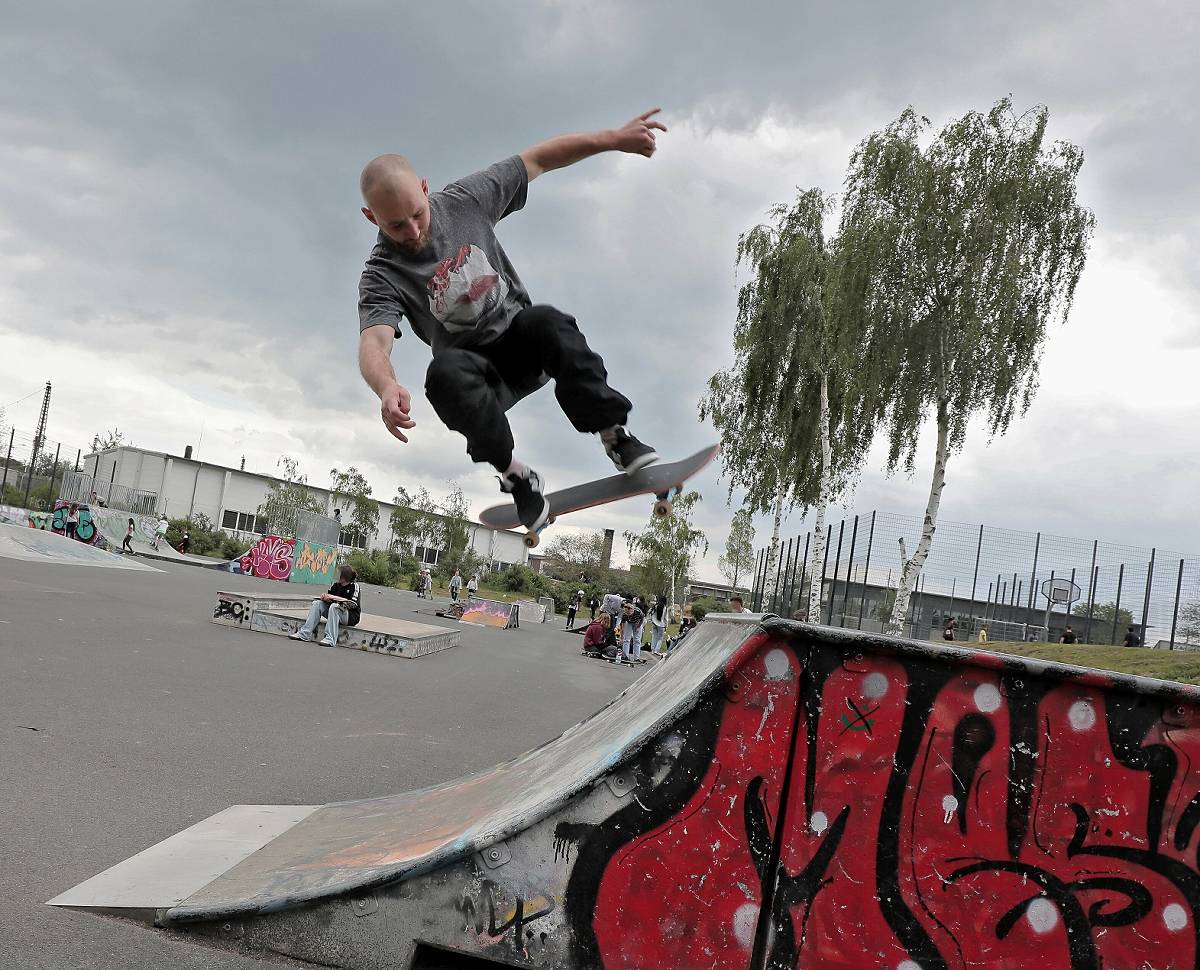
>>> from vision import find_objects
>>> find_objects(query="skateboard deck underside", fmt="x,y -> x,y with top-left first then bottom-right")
478,444 -> 719,532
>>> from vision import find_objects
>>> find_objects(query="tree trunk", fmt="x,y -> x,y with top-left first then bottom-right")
762,486 -> 785,606
807,373 -> 832,622
889,400 -> 951,634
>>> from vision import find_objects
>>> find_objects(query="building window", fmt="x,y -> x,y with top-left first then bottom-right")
338,528 -> 367,550
222,510 -> 265,534
414,545 -> 440,565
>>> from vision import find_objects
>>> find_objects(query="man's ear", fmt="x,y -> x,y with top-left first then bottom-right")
362,207 -> 378,226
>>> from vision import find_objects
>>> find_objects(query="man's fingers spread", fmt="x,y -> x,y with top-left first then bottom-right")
647,120 -> 668,132
639,107 -> 662,120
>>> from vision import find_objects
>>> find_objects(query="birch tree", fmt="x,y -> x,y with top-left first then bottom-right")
701,188 -> 873,620
838,98 -> 1094,631
624,491 -> 708,608
719,508 -> 755,590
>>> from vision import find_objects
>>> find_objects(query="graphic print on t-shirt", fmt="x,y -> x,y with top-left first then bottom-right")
427,244 -> 509,332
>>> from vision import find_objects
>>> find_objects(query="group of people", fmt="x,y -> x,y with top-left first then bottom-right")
577,592 -> 675,664
417,567 -> 479,601
59,504 -> 177,556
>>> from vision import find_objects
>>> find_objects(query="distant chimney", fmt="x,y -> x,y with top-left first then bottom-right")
184,445 -> 193,460
600,529 -> 615,571
240,456 -> 245,471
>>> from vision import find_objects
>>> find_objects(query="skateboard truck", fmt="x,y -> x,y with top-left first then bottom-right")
522,515 -> 556,549
653,485 -> 683,518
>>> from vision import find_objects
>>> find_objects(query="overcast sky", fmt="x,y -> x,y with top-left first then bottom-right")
1,1 -> 1197,583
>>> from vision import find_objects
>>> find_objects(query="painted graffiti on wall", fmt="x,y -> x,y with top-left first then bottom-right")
239,535 -> 296,581
563,635 -> 1200,969
291,540 -> 338,585
51,501 -> 97,542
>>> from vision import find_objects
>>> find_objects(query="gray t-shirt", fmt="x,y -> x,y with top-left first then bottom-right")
358,156 -> 532,353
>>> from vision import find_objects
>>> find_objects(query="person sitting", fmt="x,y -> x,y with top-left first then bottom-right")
1059,625 -> 1078,644
582,612 -> 611,657
289,565 -> 362,646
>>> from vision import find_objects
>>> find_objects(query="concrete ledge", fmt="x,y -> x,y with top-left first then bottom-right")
252,609 -> 460,659
211,591 -> 315,629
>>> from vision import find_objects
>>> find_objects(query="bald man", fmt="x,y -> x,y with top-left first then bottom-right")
357,109 -> 668,533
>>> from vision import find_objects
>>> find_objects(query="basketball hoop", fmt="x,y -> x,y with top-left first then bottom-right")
1041,576 -> 1081,605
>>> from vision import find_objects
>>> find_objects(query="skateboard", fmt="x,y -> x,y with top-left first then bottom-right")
478,443 -> 720,548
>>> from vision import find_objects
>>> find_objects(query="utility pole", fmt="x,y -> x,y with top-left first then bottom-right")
22,382 -> 52,509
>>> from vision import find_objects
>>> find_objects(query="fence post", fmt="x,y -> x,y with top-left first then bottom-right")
826,520 -> 845,625
1111,564 -> 1125,645
948,578 -> 957,633
1027,532 -> 1041,613
776,538 -> 793,617
1141,548 -> 1156,647
839,516 -> 859,627
73,448 -> 81,473
45,443 -> 63,506
0,428 -> 13,496
794,532 -> 810,621
769,539 -> 785,614
1084,564 -> 1099,643
782,537 -> 799,617
754,548 -> 766,611
817,523 -> 832,622
1042,570 -> 1056,637
969,523 -> 983,619
1170,558 -> 1185,651
857,512 -> 876,629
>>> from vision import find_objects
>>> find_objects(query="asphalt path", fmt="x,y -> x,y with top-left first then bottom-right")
0,551 -> 642,969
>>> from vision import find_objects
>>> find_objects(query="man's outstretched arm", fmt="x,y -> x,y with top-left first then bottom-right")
358,325 -> 416,443
520,108 -> 667,180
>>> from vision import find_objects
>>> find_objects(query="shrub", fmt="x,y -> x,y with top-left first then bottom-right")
345,550 -> 403,587
689,596 -> 720,622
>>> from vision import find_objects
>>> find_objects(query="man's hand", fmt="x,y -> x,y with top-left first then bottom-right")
610,108 -> 668,158
380,382 -> 416,443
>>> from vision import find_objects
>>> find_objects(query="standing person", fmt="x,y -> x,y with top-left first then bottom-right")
467,573 -> 479,600
289,565 -> 362,646
152,514 -> 169,550
449,569 -> 463,603
588,594 -> 599,622
942,617 -> 958,641
423,569 -> 434,600
65,503 -> 80,541
356,110 -> 670,534
121,518 -> 136,555
649,595 -> 669,655
728,595 -> 746,613
565,590 -> 582,629
620,599 -> 646,664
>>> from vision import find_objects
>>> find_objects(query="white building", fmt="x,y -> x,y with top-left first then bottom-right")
82,445 -> 531,572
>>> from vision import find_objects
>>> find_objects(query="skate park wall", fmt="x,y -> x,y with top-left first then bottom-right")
238,534 -> 337,585
461,597 -> 520,629
51,616 -> 1200,968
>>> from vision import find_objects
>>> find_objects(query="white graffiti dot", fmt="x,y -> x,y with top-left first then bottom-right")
810,811 -> 829,836
897,962 -> 923,970
1164,903 -> 1188,932
1026,897 -> 1059,934
941,794 -> 958,823
732,902 -> 759,949
863,671 -> 890,699
1068,699 -> 1097,731
973,683 -> 1003,713
764,649 -> 792,681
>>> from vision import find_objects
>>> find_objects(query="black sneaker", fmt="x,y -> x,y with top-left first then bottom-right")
499,467 -> 551,531
603,427 -> 659,475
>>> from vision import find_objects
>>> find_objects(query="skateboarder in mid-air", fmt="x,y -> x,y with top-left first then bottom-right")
356,109 -> 668,531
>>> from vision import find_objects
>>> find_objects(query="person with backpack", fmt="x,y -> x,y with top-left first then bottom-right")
121,518 -> 136,555
566,590 -> 583,629
289,565 -> 362,646
467,573 -> 479,599
151,514 -> 169,550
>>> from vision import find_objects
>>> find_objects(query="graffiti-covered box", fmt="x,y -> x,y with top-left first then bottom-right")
238,535 -> 338,585
212,591 -> 317,629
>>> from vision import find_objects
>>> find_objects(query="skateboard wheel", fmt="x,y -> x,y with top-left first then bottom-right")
653,499 -> 673,518
523,532 -> 540,549
547,515 -> 556,526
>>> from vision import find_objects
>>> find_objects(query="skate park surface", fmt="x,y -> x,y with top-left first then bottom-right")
10,540 -> 1200,969
0,547 -> 649,970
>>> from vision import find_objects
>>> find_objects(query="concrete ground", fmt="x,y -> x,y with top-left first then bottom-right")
0,550 -> 646,969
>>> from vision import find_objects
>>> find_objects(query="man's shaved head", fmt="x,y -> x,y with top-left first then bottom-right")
360,154 -> 418,204
359,154 -> 431,253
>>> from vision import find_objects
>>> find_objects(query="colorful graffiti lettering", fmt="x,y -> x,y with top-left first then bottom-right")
51,501 -> 97,542
291,540 -> 338,585
239,535 -> 296,582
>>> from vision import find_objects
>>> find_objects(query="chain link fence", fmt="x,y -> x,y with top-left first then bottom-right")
751,509 -> 1200,650
0,427 -> 86,514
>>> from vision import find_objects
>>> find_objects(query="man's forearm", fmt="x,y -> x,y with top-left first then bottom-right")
358,336 -> 398,398
521,129 -> 616,178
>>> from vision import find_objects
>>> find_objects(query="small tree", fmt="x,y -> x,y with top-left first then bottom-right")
624,491 -> 708,607
330,465 -> 379,545
839,98 -> 1095,632
719,508 -> 755,590
439,482 -> 471,557
405,486 -> 442,558
258,456 -> 324,536
91,428 -> 126,452
388,486 -> 420,552
546,531 -> 606,583
1177,602 -> 1200,644
1072,600 -> 1136,644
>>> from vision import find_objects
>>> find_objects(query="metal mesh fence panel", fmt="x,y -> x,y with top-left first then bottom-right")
752,508 -> 1200,649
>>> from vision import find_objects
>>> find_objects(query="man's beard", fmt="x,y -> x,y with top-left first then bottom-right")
396,228 -> 431,254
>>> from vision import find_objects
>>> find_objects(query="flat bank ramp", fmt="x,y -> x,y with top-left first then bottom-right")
51,618 -> 1200,970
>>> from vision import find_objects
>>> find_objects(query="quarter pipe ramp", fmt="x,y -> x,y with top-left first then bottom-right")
50,616 -> 1200,968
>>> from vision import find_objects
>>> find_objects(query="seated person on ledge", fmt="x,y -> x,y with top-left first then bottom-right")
290,565 -> 362,646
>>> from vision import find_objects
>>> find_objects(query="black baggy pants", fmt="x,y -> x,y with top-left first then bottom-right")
425,305 -> 632,470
